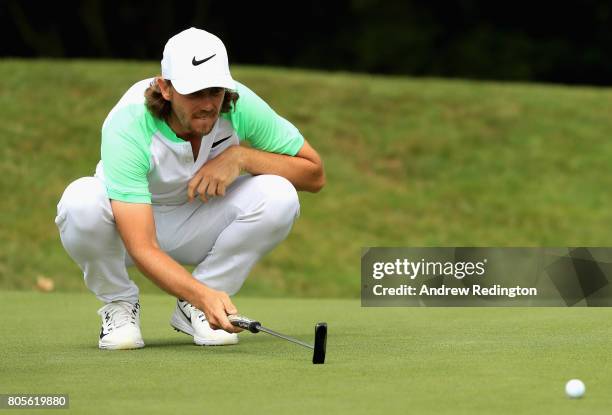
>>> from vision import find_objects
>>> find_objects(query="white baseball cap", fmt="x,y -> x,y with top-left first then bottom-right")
161,27 -> 236,95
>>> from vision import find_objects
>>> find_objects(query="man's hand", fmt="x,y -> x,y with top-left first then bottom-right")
188,146 -> 242,202
195,286 -> 243,333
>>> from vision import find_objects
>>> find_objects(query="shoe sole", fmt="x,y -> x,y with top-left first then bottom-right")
170,313 -> 238,346
99,339 -> 145,350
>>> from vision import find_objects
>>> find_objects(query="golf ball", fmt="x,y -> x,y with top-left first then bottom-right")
565,379 -> 585,399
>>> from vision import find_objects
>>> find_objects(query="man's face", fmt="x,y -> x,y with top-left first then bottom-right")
159,79 -> 225,138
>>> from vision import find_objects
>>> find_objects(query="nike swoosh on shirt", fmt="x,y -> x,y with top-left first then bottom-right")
211,135 -> 233,148
192,54 -> 216,66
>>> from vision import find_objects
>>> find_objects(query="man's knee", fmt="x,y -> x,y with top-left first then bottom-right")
253,175 -> 300,230
58,177 -> 113,234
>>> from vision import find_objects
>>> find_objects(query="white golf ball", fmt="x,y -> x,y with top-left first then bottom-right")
565,379 -> 585,399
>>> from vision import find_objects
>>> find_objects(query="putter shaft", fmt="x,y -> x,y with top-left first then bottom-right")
256,325 -> 314,350
227,315 -> 326,364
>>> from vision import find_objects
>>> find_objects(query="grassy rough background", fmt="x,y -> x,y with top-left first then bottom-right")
1,59 -> 612,297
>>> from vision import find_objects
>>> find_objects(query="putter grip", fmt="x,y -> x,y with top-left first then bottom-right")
227,314 -> 260,333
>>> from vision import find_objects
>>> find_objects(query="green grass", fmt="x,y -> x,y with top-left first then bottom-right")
1,59 -> 612,297
1,291 -> 611,414
2,60 -> 611,414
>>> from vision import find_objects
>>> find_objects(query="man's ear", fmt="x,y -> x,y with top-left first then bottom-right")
156,77 -> 172,101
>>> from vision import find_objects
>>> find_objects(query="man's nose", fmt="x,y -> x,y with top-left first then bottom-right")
196,95 -> 217,109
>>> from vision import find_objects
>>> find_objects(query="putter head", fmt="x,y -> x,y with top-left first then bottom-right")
312,322 -> 327,364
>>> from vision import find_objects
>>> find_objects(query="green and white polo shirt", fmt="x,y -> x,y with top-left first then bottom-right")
94,78 -> 304,205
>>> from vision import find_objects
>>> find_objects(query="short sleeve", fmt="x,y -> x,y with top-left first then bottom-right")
228,82 -> 304,156
101,106 -> 152,204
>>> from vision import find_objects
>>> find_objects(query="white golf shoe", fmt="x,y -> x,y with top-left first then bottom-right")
97,300 -> 144,350
170,299 -> 238,346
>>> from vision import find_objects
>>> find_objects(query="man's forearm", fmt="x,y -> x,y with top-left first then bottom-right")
234,145 -> 325,192
129,246 -> 207,305
110,200 -> 240,332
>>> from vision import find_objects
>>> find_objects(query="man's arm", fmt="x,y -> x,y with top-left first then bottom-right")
188,138 -> 325,202
237,138 -> 325,192
110,200 -> 242,333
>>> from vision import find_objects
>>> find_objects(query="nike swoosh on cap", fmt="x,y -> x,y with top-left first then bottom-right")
211,135 -> 233,149
192,54 -> 216,66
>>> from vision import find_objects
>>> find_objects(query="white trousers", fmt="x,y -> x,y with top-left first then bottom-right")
55,174 -> 300,304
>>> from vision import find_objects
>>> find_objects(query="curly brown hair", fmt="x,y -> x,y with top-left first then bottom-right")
144,77 -> 239,121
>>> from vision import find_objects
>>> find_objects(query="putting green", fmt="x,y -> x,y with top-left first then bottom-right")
1,291 -> 611,414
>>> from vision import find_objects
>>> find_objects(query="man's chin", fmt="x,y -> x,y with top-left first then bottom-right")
191,121 -> 214,136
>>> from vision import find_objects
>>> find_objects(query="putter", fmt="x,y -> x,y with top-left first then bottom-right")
228,315 -> 327,364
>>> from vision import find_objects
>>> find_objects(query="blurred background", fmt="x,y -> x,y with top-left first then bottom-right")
1,1 -> 611,298
3,0 -> 612,86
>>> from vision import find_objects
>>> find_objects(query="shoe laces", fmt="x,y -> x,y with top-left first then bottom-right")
98,301 -> 140,330
179,300 -> 207,323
